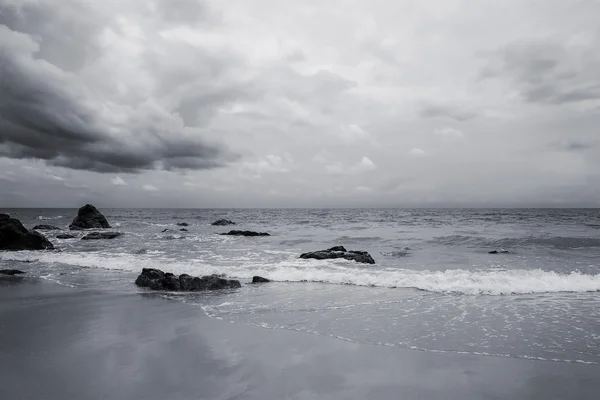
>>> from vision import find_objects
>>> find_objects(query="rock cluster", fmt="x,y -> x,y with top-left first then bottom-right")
300,246 -> 375,264
135,268 -> 241,291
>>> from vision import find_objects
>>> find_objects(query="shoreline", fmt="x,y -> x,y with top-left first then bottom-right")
2,277 -> 600,399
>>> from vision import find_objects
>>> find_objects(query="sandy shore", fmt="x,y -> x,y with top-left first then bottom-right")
1,276 -> 599,399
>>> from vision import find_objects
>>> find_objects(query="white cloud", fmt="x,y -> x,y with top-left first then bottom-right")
325,156 -> 377,174
111,176 -> 127,186
357,156 -> 377,171
434,127 -> 464,139
142,184 -> 158,191
410,148 -> 426,156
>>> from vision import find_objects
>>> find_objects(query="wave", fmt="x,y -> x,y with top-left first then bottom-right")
37,215 -> 64,220
430,235 -> 600,249
4,252 -> 600,295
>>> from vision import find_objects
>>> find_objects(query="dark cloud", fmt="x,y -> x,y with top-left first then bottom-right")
481,39 -> 600,105
0,0 -> 242,173
419,104 -> 479,121
549,139 -> 594,152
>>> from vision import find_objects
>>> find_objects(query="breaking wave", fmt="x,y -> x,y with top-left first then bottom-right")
37,215 -> 64,220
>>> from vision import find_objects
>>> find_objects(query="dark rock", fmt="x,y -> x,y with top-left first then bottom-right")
56,233 -> 77,239
69,204 -> 111,230
33,225 -> 62,231
221,230 -> 270,237
135,268 -> 241,291
300,246 -> 375,264
212,219 -> 236,226
176,222 -> 189,227
0,269 -> 26,275
179,228 -> 188,232
161,229 -> 172,233
252,276 -> 270,283
81,232 -> 122,240
488,249 -> 509,254
0,213 -> 55,251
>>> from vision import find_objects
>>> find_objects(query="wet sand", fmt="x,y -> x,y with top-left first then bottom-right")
1,277 -> 600,399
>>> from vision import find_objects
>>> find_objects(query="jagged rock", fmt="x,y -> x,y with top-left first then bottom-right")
81,232 -> 122,240
135,268 -> 241,291
220,230 -> 270,237
212,219 -> 236,226
176,222 -> 189,227
56,233 -> 77,239
33,225 -> 62,231
0,269 -> 25,275
252,276 -> 270,283
179,228 -> 188,232
300,246 -> 375,264
69,204 -> 111,230
0,213 -> 54,251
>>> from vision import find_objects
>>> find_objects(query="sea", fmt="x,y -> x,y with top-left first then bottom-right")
2,208 -> 600,365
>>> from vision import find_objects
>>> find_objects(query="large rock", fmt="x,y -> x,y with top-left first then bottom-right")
300,246 -> 375,264
81,232 -> 122,240
33,224 -> 62,231
212,219 -> 236,226
220,230 -> 270,237
0,213 -> 54,251
69,204 -> 111,230
135,268 -> 241,291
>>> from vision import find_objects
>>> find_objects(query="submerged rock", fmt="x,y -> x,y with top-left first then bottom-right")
69,204 -> 111,230
300,246 -> 375,264
33,224 -> 62,231
81,232 -> 122,240
176,222 -> 189,227
488,249 -> 509,254
251,276 -> 270,283
179,228 -> 188,232
212,219 -> 236,226
0,269 -> 26,275
221,230 -> 270,237
135,268 -> 241,291
0,213 -> 54,251
56,233 -> 77,239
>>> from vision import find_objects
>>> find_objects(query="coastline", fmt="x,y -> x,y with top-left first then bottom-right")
1,277 -> 600,399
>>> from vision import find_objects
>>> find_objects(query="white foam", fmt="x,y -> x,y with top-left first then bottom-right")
37,215 -> 63,220
4,251 -> 600,295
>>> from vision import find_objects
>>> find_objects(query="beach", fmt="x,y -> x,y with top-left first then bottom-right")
2,276 -> 600,400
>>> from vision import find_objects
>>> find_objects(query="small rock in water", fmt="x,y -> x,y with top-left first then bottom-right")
69,204 -> 111,230
221,230 -> 270,237
56,233 -> 77,239
135,268 -> 241,291
488,249 -> 509,254
252,276 -> 270,283
179,228 -> 188,232
81,232 -> 122,240
176,222 -> 189,227
33,225 -> 62,231
212,219 -> 236,226
300,246 -> 375,264
0,269 -> 26,276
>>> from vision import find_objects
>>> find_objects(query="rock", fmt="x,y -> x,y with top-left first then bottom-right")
69,204 -> 111,230
179,228 -> 188,232
0,269 -> 25,275
0,213 -> 55,251
161,229 -> 172,233
135,268 -> 241,291
300,246 -> 375,264
220,230 -> 270,237
252,276 -> 270,283
56,233 -> 77,239
33,225 -> 62,231
488,249 -> 509,254
212,219 -> 236,226
176,222 -> 189,227
81,232 -> 122,240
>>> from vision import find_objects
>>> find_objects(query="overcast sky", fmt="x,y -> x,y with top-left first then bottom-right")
1,0 -> 599,208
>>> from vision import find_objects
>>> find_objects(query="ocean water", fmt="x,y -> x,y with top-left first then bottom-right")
2,208 -> 600,364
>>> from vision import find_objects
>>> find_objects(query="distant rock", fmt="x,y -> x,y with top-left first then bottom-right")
179,228 -> 188,232
0,213 -> 54,251
135,268 -> 241,291
33,225 -> 62,231
81,232 -> 122,240
69,204 -> 111,230
56,233 -> 77,239
300,246 -> 375,264
176,222 -> 189,227
0,269 -> 25,275
488,249 -> 509,254
161,229 -> 172,233
221,230 -> 270,237
251,276 -> 270,283
212,219 -> 236,226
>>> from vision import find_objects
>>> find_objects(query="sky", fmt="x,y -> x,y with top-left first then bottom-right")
1,0 -> 599,208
